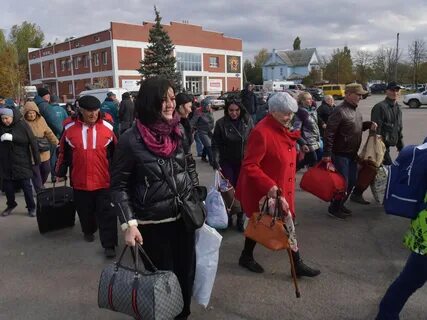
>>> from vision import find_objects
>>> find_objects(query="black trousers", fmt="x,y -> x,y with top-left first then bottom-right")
73,188 -> 118,248
139,220 -> 195,319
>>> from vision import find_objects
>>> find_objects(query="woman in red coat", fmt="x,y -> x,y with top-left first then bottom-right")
236,92 -> 320,277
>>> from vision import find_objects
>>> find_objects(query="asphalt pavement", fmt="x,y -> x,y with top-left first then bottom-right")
0,94 -> 426,320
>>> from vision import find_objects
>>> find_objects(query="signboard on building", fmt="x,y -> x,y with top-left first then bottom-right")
227,56 -> 241,74
207,79 -> 223,92
121,79 -> 139,91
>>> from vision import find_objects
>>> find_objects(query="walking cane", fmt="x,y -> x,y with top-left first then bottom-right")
287,247 -> 301,298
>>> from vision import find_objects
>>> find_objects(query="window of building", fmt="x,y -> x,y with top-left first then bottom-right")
94,53 -> 99,66
67,60 -> 71,71
73,57 -> 79,70
280,68 -> 283,76
68,83 -> 73,94
83,55 -> 88,68
49,62 -> 54,73
185,77 -> 202,95
93,53 -> 99,67
209,56 -> 219,68
61,60 -> 65,71
102,51 -> 108,65
176,52 -> 201,72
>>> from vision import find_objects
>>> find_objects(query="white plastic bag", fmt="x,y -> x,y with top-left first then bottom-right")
205,172 -> 228,229
193,224 -> 222,307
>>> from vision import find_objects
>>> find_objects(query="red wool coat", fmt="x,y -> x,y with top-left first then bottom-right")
236,114 -> 300,218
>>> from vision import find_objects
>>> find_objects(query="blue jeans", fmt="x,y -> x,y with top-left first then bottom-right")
376,252 -> 427,320
194,131 -> 204,157
332,154 -> 358,195
197,131 -> 213,163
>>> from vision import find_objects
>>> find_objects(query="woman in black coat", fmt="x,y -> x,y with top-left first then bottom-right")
0,107 -> 40,217
110,78 -> 196,320
212,99 -> 253,231
176,92 -> 199,186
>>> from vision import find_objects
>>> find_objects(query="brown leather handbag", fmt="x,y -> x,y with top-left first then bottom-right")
244,191 -> 300,298
244,195 -> 289,251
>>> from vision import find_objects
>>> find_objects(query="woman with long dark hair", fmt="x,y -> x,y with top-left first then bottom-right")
110,78 -> 196,319
212,99 -> 253,231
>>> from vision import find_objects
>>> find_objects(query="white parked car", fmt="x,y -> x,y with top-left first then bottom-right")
203,96 -> 225,110
403,90 -> 427,108
78,88 -> 128,103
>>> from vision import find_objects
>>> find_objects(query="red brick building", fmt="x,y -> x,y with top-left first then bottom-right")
28,21 -> 243,100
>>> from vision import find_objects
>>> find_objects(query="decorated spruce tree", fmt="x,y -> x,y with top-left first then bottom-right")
138,7 -> 181,88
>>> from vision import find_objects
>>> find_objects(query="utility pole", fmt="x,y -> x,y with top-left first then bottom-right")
395,33 -> 399,81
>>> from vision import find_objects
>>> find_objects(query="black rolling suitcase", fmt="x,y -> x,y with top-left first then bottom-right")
36,180 -> 76,234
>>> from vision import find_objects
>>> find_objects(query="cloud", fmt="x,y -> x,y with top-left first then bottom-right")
1,0 -> 426,61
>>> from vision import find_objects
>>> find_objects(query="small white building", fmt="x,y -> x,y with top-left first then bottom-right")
263,48 -> 320,83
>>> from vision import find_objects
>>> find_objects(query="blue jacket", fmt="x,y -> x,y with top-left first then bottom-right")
34,96 -> 67,138
49,103 -> 69,138
101,98 -> 119,135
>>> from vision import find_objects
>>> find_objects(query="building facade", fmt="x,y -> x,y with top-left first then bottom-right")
262,48 -> 320,83
28,21 -> 243,100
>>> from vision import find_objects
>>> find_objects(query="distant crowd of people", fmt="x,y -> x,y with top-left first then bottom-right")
0,78 -> 425,319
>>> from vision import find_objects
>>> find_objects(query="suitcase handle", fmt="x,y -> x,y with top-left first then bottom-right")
51,178 -> 68,203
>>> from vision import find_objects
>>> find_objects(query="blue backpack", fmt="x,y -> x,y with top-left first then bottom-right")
384,142 -> 427,218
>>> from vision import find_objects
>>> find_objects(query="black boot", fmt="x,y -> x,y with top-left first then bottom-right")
350,188 -> 370,204
328,200 -> 346,220
239,238 -> 264,273
292,251 -> 320,278
340,200 -> 352,216
236,212 -> 244,232
239,253 -> 264,273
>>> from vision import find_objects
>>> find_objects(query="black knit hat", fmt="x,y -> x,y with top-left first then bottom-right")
37,87 -> 50,97
77,95 -> 101,111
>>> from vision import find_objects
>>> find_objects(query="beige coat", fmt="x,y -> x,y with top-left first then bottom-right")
23,102 -> 59,162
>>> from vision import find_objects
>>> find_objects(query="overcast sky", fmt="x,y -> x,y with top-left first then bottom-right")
2,0 -> 426,61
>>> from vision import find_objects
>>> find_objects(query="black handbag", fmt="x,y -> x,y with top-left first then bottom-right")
98,245 -> 184,319
37,137 -> 51,152
159,159 -> 207,231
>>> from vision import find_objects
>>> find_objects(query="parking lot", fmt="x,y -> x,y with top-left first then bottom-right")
0,93 -> 426,320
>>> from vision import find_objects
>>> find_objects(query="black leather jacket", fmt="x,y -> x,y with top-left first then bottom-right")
323,100 -> 372,158
212,113 -> 253,164
181,118 -> 199,186
110,125 -> 194,224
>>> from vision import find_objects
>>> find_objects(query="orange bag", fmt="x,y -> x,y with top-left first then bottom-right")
244,192 -> 300,298
244,195 -> 289,251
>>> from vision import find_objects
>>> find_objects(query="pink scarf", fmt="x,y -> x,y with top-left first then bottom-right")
136,113 -> 182,158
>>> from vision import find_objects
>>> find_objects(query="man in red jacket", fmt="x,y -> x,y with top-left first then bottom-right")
236,92 -> 320,277
56,95 -> 118,258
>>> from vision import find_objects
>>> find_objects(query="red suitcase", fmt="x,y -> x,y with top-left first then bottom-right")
300,162 -> 346,201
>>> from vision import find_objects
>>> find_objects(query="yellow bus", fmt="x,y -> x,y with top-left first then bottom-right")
317,84 -> 346,100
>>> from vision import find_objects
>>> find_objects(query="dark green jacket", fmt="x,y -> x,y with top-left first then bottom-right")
371,97 -> 404,150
